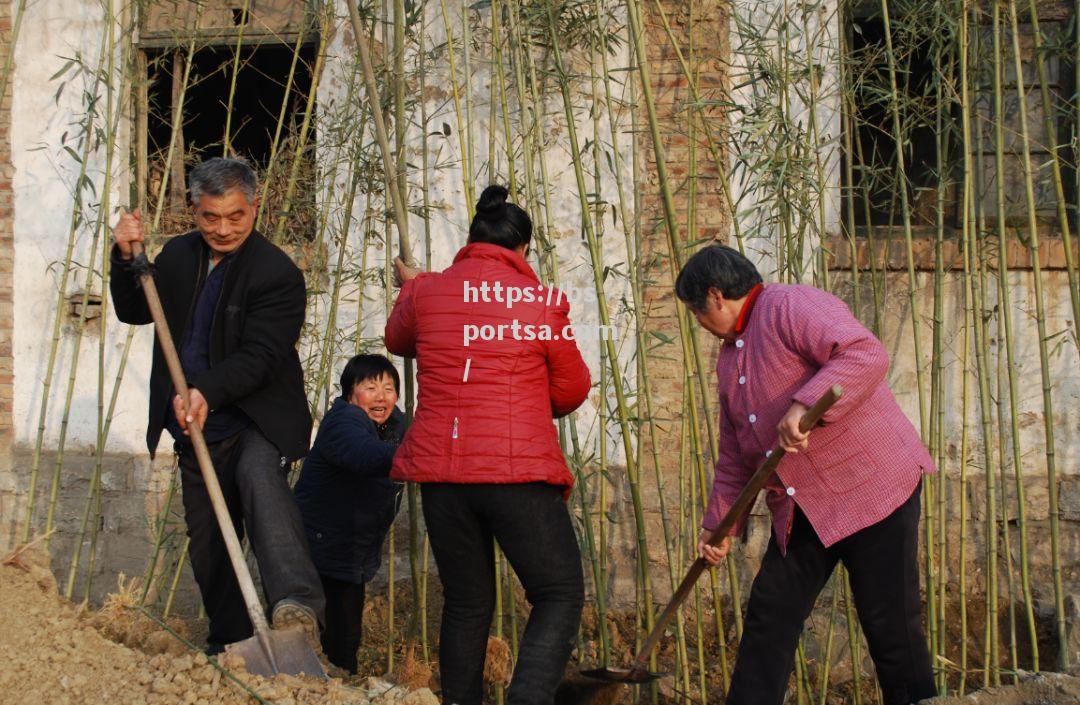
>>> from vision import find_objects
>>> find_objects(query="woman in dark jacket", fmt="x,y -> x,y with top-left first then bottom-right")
293,354 -> 404,673
385,185 -> 591,705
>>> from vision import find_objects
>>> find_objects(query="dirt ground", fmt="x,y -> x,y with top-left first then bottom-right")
2,537 -> 1079,705
921,671 -> 1080,705
0,539 -> 438,705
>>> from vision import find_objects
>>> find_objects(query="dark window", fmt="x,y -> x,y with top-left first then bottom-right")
842,4 -> 1076,235
143,41 -> 317,238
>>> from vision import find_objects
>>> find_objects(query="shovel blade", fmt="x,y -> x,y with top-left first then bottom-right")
225,629 -> 326,679
578,666 -> 664,684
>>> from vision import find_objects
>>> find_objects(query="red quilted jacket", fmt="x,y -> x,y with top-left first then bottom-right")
384,243 -> 591,491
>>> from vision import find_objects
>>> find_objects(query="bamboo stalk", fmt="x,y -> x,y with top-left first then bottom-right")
65,0 -> 131,594
0,0 -> 27,103
1015,0 -> 1070,666
347,1 -> 413,263
437,0 -> 474,212
20,28 -> 113,542
272,12 -> 329,244
542,0 -> 656,659
878,0 -> 928,441
221,0 -> 251,156
255,25 -> 308,228
1004,0 -> 1061,673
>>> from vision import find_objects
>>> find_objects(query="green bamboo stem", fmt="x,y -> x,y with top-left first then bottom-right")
272,14 -> 328,244
139,474 -> 178,605
0,0 -> 26,104
542,0 -> 656,654
1024,0 -> 1080,370
878,0 -> 929,441
162,536 -> 190,618
83,325 -> 136,600
255,25 -> 307,228
957,4 -> 973,689
347,1 -> 413,263
1005,0 -> 1060,673
817,575 -> 841,705
841,567 -> 862,705
491,0 -> 517,199
462,2 -> 475,203
438,0 -> 474,212
849,104 -> 884,336
65,0 -> 130,593
1016,2 -> 1070,666
221,0 -> 251,156
20,33 -> 112,542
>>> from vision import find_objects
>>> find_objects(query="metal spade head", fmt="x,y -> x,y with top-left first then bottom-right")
578,664 -> 666,684
225,628 -> 326,679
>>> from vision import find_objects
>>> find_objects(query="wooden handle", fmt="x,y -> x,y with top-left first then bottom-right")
630,386 -> 843,672
129,241 -> 273,638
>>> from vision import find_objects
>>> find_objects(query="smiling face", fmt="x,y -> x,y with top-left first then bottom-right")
348,373 -> 399,424
192,189 -> 258,259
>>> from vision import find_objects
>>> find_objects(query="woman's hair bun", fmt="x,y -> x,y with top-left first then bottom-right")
476,184 -> 508,215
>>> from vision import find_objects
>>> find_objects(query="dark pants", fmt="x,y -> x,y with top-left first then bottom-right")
422,482 -> 584,705
177,427 -> 326,650
727,484 -> 935,705
321,574 -> 366,673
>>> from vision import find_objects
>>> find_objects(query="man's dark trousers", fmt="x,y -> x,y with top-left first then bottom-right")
726,484 -> 935,705
177,427 -> 325,650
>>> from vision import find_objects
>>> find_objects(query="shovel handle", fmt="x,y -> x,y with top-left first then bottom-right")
128,241 -> 275,642
629,385 -> 843,672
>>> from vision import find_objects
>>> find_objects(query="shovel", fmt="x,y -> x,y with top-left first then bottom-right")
578,385 -> 843,687
128,240 -> 325,679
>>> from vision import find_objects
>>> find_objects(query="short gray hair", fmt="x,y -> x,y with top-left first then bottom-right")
188,157 -> 258,204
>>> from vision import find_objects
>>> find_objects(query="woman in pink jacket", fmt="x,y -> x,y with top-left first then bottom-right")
385,186 -> 591,705
677,245 -> 936,705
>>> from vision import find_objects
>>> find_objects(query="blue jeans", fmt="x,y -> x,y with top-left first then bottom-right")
177,427 -> 325,649
422,482 -> 584,705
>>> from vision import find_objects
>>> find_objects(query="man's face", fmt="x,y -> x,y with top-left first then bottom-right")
192,189 -> 258,258
349,373 -> 399,425
690,288 -> 737,340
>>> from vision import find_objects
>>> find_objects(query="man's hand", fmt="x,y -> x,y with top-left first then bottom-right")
776,400 -> 811,453
698,531 -> 732,566
393,257 -> 420,288
172,388 -> 209,435
113,208 -> 145,261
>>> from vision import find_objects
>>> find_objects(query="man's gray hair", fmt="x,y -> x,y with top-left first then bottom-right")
188,157 -> 258,204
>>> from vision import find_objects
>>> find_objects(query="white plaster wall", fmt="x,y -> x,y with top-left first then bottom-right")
11,0 -> 150,454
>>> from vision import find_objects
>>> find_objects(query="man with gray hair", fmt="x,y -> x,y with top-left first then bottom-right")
109,157 -> 325,655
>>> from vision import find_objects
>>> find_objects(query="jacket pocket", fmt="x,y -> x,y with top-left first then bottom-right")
803,426 -> 872,494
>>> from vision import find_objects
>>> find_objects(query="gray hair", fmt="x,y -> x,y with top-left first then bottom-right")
188,157 -> 258,204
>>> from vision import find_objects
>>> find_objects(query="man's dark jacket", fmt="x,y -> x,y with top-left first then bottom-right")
293,400 -> 404,584
109,229 -> 312,460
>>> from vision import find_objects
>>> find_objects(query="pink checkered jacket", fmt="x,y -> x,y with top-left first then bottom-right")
701,284 -> 933,554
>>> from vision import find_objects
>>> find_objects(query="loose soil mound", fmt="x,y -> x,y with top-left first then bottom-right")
921,671 -> 1080,705
0,540 -> 438,705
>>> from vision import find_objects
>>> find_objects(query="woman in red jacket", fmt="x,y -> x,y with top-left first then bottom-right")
385,185 -> 591,705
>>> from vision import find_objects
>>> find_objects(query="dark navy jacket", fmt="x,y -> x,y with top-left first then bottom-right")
294,397 -> 404,584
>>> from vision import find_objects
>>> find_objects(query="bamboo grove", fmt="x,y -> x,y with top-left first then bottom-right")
6,0 -> 1080,702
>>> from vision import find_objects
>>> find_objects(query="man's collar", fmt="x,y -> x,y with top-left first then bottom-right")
734,283 -> 764,335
